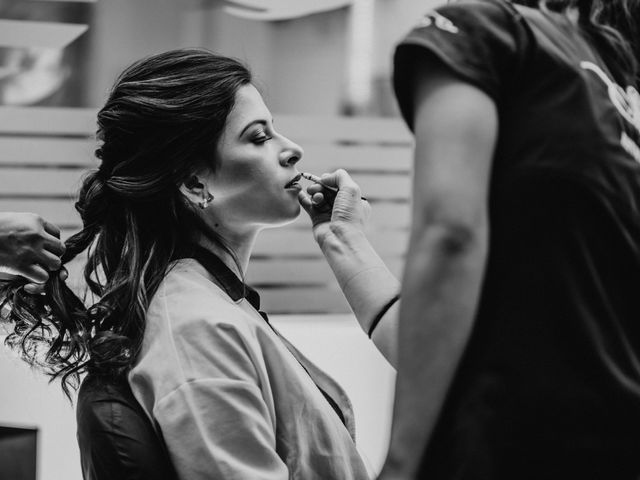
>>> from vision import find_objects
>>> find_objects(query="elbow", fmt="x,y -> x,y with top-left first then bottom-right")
411,220 -> 487,257
432,223 -> 480,256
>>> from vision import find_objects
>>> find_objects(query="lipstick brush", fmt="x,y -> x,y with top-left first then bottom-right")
300,172 -> 368,201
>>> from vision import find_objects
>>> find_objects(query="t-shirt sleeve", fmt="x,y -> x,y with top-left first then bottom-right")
153,322 -> 289,480
393,0 -> 525,130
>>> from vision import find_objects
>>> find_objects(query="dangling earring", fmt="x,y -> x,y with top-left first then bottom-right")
199,192 -> 214,209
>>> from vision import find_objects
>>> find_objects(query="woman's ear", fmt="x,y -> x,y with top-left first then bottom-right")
179,175 -> 206,205
179,175 -> 214,209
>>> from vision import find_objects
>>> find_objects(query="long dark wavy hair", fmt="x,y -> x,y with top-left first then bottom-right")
513,0 -> 640,84
0,49 -> 251,398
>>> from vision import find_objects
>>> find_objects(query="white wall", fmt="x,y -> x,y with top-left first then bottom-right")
273,315 -> 396,474
373,0 -> 444,76
0,338 -> 80,480
0,315 -> 395,480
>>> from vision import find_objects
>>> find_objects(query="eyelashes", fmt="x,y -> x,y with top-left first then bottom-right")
252,129 -> 273,144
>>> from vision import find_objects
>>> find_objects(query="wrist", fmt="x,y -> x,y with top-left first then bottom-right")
339,264 -> 400,331
316,221 -> 367,253
368,293 -> 400,337
318,224 -> 386,291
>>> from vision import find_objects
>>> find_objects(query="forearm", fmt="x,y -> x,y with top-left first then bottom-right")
384,223 -> 487,477
317,222 -> 400,362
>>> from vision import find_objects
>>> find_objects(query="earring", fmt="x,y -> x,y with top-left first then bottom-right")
199,192 -> 214,209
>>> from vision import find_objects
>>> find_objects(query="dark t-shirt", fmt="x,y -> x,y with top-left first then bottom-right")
393,1 -> 640,479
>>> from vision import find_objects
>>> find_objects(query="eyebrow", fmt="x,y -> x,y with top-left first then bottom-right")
239,118 -> 275,138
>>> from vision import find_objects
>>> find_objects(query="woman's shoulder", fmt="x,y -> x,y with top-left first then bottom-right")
154,258 -> 234,308
132,259 -> 263,395
147,258 -> 257,340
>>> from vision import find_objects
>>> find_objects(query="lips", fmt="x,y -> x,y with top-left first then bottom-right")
284,173 -> 302,189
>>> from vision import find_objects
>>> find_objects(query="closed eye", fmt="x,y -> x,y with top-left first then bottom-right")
251,128 -> 273,144
252,133 -> 273,144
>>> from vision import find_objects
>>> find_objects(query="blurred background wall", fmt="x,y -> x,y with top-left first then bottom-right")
1,0 -> 440,113
0,1 -> 441,479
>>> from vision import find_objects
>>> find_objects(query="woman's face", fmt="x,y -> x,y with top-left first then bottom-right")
204,84 -> 303,231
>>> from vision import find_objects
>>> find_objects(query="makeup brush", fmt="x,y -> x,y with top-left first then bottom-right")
300,172 -> 368,201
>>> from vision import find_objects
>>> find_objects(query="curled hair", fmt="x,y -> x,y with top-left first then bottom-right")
1,49 -> 251,398
513,0 -> 640,84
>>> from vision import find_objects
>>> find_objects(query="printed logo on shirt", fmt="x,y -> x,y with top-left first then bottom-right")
621,132 -> 640,164
580,61 -> 640,163
417,11 -> 459,34
580,61 -> 640,134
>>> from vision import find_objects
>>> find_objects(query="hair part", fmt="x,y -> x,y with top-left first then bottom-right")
1,48 -> 252,399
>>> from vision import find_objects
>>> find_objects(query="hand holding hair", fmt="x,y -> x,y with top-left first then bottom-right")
0,212 -> 67,294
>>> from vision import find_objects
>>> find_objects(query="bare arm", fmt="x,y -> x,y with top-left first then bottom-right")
379,61 -> 497,479
299,171 -> 401,366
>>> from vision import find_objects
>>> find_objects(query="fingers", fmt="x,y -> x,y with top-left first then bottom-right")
298,190 -> 313,213
43,220 -> 61,239
37,250 -> 63,272
318,169 -> 353,188
303,169 -> 366,213
20,264 -> 49,285
59,266 -> 68,282
42,220 -> 65,256
299,169 -> 369,230
23,282 -> 46,295
307,190 -> 332,209
317,169 -> 362,199
306,183 -> 324,196
0,214 -> 66,288
298,191 -> 329,212
43,236 -> 66,257
23,267 -> 67,296
298,190 -> 333,230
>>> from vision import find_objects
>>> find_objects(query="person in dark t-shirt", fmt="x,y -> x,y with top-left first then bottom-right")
379,1 -> 640,479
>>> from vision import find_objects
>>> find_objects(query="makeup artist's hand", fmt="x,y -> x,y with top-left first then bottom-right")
0,212 -> 66,294
298,169 -> 371,244
299,171 -> 400,362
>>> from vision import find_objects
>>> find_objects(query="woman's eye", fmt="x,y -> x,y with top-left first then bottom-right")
252,134 -> 272,144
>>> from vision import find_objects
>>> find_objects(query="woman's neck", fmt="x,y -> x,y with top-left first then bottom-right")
194,228 -> 258,279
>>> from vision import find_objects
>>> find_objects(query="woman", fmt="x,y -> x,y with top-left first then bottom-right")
1,49 -> 400,479
380,0 -> 640,479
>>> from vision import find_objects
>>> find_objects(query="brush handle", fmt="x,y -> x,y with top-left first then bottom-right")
301,172 -> 368,201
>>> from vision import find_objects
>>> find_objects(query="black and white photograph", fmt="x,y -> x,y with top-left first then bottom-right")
1,0 -> 639,479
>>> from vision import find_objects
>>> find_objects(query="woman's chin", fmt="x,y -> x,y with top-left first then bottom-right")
267,204 -> 301,228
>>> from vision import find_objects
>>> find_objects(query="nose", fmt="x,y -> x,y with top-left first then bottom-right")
279,135 -> 303,167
